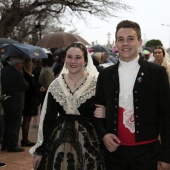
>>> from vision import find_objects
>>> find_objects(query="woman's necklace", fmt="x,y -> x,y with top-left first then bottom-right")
68,73 -> 85,88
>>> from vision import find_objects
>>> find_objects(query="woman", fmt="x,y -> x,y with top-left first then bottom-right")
21,58 -> 38,146
30,42 -> 105,170
153,46 -> 170,83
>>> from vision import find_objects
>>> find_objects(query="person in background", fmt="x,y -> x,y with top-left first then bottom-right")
30,42 -> 105,170
21,58 -> 38,147
101,52 -> 112,64
0,95 -> 7,167
32,59 -> 42,108
53,49 -> 65,78
148,47 -> 170,63
32,59 -> 42,86
1,56 -> 29,152
153,46 -> 170,84
94,20 -> 170,170
0,60 -> 6,167
38,54 -> 54,108
1,56 -> 11,67
32,59 -> 42,127
92,52 -> 104,72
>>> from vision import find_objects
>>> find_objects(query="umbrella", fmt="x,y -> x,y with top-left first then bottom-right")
0,43 -> 48,59
142,50 -> 150,55
87,48 -> 94,53
0,38 -> 19,47
36,32 -> 90,48
91,45 -> 113,55
53,47 -> 66,56
143,46 -> 152,53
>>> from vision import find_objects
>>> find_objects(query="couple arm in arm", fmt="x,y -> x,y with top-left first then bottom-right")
94,104 -> 120,152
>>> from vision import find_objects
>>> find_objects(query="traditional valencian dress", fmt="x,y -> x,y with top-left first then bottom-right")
32,73 -> 105,170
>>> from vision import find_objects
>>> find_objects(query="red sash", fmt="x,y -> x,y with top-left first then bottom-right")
118,107 -> 157,146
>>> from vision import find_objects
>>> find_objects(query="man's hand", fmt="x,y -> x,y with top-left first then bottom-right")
157,161 -> 170,170
103,133 -> 121,152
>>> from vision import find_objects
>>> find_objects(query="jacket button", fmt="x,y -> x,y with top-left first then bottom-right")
135,99 -> 138,102
136,115 -> 138,118
136,131 -> 139,133
136,107 -> 138,109
137,123 -> 139,125
135,91 -> 137,93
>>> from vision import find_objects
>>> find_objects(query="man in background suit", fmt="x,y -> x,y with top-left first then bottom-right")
1,56 -> 29,152
0,60 -> 6,167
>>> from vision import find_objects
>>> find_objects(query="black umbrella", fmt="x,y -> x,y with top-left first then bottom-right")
143,46 -> 152,52
0,44 -> 48,59
53,47 -> 66,56
91,45 -> 113,55
0,38 -> 19,47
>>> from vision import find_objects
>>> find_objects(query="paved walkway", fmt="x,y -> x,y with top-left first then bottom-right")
0,115 -> 39,170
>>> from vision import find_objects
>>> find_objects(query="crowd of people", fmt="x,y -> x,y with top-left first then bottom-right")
0,19 -> 170,170
0,51 -> 63,167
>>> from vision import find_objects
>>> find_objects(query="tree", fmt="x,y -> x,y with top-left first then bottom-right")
145,39 -> 163,50
0,0 -> 131,42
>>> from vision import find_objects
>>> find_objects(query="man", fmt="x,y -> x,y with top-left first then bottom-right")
94,20 -> 170,170
0,61 -> 6,167
91,52 -> 104,72
1,56 -> 29,152
101,52 -> 112,64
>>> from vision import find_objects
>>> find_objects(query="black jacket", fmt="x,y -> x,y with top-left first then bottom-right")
1,65 -> 29,112
94,58 -> 170,163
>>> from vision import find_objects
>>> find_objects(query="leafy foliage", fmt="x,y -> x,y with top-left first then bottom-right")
145,39 -> 163,50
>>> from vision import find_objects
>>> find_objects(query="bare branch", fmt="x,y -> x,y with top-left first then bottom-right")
0,0 -> 131,40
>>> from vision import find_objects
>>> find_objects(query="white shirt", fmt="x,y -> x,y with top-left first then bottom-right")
118,56 -> 140,133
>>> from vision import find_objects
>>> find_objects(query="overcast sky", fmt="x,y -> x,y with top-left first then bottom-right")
66,0 -> 170,48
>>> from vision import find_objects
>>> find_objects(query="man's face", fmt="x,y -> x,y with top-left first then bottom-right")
115,28 -> 142,62
16,61 -> 24,71
101,53 -> 107,63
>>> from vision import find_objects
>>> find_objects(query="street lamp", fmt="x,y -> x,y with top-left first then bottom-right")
161,24 -> 170,54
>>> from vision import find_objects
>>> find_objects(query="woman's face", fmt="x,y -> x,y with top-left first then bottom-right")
65,47 -> 87,74
153,49 -> 164,61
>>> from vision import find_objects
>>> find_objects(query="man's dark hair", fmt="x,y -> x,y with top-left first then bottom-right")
115,20 -> 141,40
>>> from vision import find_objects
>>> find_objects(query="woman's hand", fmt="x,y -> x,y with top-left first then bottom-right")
33,155 -> 42,170
94,104 -> 106,118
